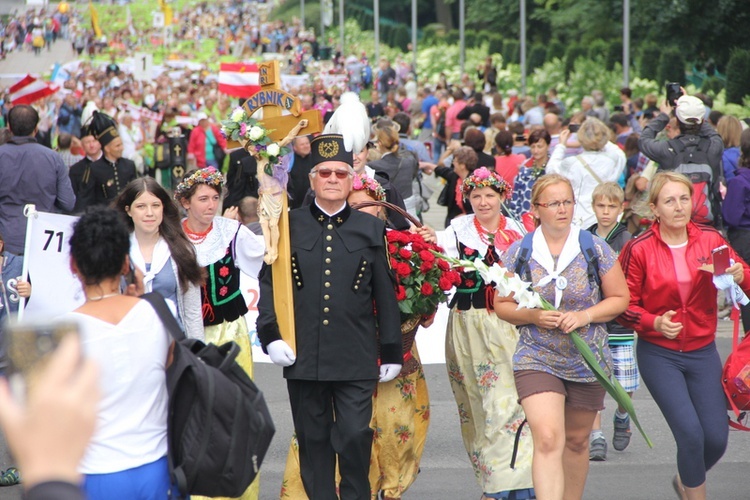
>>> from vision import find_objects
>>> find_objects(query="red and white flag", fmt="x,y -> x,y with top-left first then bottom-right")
9,75 -> 58,105
218,63 -> 260,98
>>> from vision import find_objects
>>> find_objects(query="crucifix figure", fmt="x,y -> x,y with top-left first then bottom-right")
248,118 -> 308,265
229,59 -> 322,354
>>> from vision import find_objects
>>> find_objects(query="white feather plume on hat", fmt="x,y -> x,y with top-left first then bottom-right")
323,92 -> 370,154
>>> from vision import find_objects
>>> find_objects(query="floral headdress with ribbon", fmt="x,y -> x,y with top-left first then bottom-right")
462,167 -> 511,199
220,107 -> 290,175
174,167 -> 225,200
351,173 -> 386,201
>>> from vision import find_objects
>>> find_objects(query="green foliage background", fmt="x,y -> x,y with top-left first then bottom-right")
72,0 -> 750,116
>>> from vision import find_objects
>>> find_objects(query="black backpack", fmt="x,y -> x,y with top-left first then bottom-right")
142,293 -> 275,498
668,137 -> 722,227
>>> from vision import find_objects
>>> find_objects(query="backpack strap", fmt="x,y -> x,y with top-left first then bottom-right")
576,155 -> 604,185
141,292 -> 187,342
578,229 -> 602,296
513,231 -> 535,282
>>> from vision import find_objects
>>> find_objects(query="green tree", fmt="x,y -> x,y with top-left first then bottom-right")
529,44 -> 547,71
546,40 -> 565,62
564,43 -> 586,79
726,49 -> 750,105
504,40 -> 520,65
638,42 -> 661,82
606,40 -> 622,72
658,46 -> 686,85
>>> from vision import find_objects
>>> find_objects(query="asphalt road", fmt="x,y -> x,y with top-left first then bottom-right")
1,331 -> 749,500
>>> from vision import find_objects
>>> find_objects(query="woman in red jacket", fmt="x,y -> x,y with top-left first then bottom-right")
619,171 -> 750,500
187,112 -> 227,169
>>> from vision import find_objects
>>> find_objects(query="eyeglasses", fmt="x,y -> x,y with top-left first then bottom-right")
534,199 -> 575,210
312,168 -> 352,179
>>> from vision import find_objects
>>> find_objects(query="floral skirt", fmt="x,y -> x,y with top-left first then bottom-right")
192,317 -> 259,500
446,307 -> 533,495
280,343 -> 430,499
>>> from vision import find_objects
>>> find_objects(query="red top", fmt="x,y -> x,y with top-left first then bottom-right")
618,221 -> 750,352
494,154 -> 526,190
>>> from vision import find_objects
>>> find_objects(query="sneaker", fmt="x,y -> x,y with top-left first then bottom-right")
613,414 -> 632,451
589,436 -> 607,461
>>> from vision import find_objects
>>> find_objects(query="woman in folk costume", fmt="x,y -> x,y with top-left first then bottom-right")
114,177 -> 205,340
174,167 -> 266,500
433,167 -> 535,500
280,95 -> 431,500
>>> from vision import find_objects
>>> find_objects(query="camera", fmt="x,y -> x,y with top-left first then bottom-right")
666,82 -> 683,107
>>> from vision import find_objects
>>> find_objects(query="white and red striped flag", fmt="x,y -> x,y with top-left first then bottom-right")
9,75 -> 58,105
218,63 -> 260,98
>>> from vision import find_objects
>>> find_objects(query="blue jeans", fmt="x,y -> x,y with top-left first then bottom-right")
637,340 -> 728,488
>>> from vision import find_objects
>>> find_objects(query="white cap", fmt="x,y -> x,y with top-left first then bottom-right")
195,111 -> 208,121
675,95 -> 704,124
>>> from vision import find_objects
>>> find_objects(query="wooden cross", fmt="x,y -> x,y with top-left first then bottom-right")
230,60 -> 323,355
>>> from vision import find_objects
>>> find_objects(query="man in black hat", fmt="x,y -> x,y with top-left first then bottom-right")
88,111 -> 137,206
68,122 -> 103,213
257,133 -> 402,500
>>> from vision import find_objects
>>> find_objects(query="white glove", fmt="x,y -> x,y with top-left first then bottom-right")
378,364 -> 402,383
267,340 -> 296,367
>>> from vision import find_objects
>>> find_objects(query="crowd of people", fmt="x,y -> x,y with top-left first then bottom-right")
2,2 -> 750,500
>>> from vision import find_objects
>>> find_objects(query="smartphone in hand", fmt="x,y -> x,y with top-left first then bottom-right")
712,245 -> 731,276
666,82 -> 683,107
4,320 -> 80,403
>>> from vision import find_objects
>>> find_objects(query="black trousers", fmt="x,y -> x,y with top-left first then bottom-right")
728,227 -> 750,335
287,378 -> 377,500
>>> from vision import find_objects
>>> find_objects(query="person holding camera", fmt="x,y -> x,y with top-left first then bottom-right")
638,92 -> 724,227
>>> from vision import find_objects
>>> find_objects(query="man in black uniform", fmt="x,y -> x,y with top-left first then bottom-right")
286,134 -> 314,209
224,148 -> 259,209
257,133 -> 402,500
68,123 -> 102,213
87,111 -> 137,206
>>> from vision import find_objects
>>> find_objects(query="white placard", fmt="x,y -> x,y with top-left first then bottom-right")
132,52 -> 153,81
152,12 -> 165,28
20,209 -> 84,321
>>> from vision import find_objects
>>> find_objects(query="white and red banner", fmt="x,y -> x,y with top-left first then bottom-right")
120,101 -> 163,123
9,75 -> 58,106
218,62 -> 260,98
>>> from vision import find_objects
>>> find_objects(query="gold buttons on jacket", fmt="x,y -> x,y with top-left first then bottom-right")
323,307 -> 330,313
326,246 -> 332,252
324,282 -> 331,288
323,319 -> 329,326
325,270 -> 331,275
325,258 -> 331,264
324,295 -> 330,300
326,235 -> 332,241
327,224 -> 333,230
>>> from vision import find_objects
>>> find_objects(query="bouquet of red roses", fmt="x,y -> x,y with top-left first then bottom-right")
386,229 -> 461,321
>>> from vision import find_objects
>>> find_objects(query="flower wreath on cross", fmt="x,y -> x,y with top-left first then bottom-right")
220,107 -> 291,176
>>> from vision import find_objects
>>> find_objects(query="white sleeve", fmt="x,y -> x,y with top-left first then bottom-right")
234,225 -> 266,279
180,282 -> 205,341
436,227 -> 459,259
603,141 -> 627,181
546,143 -> 566,175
